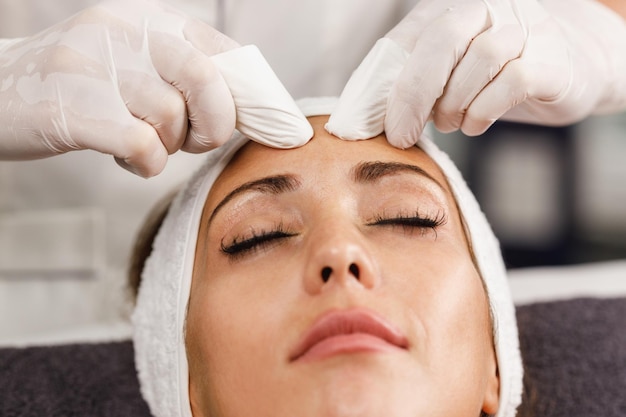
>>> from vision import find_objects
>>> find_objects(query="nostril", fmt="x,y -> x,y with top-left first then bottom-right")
321,267 -> 332,282
349,263 -> 360,279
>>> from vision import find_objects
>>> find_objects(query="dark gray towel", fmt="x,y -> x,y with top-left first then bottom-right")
0,297 -> 624,417
516,297 -> 626,417
0,341 -> 151,417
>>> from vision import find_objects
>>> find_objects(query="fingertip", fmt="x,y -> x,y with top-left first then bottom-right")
432,97 -> 464,133
434,124 -> 460,134
114,125 -> 169,178
384,103 -> 423,149
386,130 -> 419,149
460,118 -> 493,137
384,121 -> 420,149
433,112 -> 462,134
114,151 -> 167,178
181,61 -> 237,153
324,118 -> 378,141
157,93 -> 188,154
182,111 -> 236,153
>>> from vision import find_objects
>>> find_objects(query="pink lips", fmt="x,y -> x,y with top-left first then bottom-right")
289,308 -> 409,363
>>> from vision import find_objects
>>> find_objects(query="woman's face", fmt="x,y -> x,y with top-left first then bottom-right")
187,116 -> 499,417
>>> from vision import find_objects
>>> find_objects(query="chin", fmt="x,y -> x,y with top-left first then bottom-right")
292,359 -> 421,417
313,397 -> 420,417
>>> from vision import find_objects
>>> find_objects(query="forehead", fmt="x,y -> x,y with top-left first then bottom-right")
207,118 -> 452,206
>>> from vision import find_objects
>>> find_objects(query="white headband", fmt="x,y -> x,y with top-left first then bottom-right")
132,96 -> 523,417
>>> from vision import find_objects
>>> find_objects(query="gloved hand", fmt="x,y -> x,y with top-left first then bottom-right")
326,0 -> 626,148
0,0 -> 312,177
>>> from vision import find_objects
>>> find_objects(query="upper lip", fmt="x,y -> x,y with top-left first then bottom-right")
289,307 -> 409,361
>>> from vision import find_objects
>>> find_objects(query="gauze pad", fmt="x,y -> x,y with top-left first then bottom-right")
211,45 -> 313,148
325,38 -> 408,141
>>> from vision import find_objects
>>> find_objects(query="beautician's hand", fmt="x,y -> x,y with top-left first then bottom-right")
0,0 -> 311,177
327,0 -> 626,148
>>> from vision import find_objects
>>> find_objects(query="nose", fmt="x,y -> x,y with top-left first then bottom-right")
304,226 -> 379,294
320,263 -> 361,283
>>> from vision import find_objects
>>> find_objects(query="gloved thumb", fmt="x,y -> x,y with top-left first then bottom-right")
325,38 -> 409,143
210,45 -> 313,148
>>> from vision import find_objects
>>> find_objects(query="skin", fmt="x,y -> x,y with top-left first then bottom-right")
186,116 -> 499,417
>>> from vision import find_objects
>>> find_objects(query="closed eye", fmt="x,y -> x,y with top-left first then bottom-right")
220,225 -> 297,259
367,210 -> 447,237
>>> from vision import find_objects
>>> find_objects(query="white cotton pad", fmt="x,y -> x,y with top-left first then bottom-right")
325,38 -> 409,140
133,96 -> 522,417
210,45 -> 313,148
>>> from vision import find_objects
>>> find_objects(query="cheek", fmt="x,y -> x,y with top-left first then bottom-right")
186,264 -> 299,414
376,238 -> 491,361
375,241 -> 494,407
375,230 -> 476,300
187,272 -> 285,368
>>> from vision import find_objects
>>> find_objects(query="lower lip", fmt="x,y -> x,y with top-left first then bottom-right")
295,333 -> 404,363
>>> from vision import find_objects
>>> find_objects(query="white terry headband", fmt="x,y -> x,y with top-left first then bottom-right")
133,96 -> 523,417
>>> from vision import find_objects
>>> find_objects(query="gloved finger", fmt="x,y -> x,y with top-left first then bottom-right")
119,71 -> 188,154
113,133 -> 168,178
385,0 -> 471,53
384,5 -> 490,148
459,59 -> 532,136
30,69 -> 170,177
85,118 -> 168,178
149,31 -> 237,153
433,24 -> 525,133
326,2 -> 466,141
327,3 -> 485,142
461,19 -> 571,135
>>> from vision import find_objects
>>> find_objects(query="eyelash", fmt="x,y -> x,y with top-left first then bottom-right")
220,222 -> 296,259
220,210 -> 448,259
366,210 -> 447,237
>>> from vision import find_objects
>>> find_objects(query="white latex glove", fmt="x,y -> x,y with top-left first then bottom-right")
326,0 -> 626,148
0,0 -> 312,177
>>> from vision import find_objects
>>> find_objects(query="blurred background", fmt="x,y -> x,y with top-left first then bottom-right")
1,0 -> 625,346
433,114 -> 626,269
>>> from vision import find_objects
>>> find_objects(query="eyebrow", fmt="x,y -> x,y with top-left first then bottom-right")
208,174 -> 302,224
351,161 -> 444,190
209,161 -> 443,224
